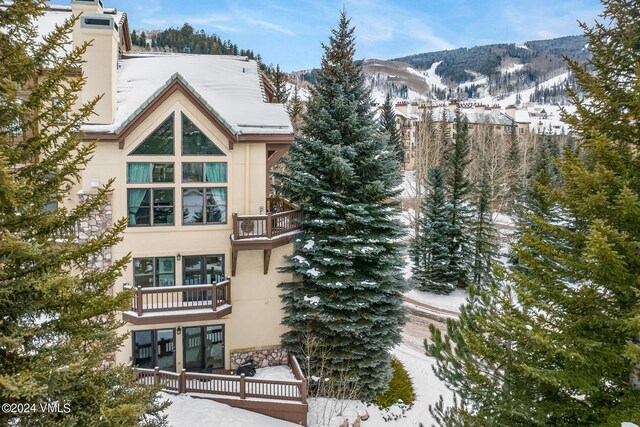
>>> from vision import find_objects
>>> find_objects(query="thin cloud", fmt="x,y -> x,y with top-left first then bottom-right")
245,18 -> 294,36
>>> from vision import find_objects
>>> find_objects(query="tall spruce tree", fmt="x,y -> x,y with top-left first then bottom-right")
446,109 -> 473,288
379,93 -> 404,164
275,11 -> 406,399
428,1 -> 640,424
0,2 -> 166,425
411,168 -> 455,294
470,159 -> 497,286
504,120 -> 522,215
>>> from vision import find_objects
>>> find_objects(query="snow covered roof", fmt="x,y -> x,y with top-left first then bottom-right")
462,111 -> 514,126
81,53 -> 292,135
25,4 -> 291,137
32,4 -> 125,44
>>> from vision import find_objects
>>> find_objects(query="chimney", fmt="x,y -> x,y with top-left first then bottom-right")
491,105 -> 501,116
72,0 -> 118,125
448,101 -> 458,112
475,104 -> 485,114
506,105 -> 517,120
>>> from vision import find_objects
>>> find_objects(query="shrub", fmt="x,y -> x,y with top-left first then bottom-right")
374,358 -> 416,408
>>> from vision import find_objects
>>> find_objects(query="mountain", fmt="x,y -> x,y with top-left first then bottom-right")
294,35 -> 588,106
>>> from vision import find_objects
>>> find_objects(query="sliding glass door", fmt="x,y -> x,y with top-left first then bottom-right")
132,329 -> 176,371
183,325 -> 224,372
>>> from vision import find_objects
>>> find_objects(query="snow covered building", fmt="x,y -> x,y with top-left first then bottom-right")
35,3 -> 308,422
393,101 -> 532,170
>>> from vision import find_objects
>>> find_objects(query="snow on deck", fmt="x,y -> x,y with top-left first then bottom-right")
253,365 -> 296,381
161,392 -> 299,427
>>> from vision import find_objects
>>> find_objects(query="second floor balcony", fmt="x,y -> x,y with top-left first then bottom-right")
123,280 -> 232,325
230,198 -> 302,276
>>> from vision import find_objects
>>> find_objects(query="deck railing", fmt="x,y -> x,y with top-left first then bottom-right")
232,208 -> 302,240
137,354 -> 307,404
127,280 -> 231,316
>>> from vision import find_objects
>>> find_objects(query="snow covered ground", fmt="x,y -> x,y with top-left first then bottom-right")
161,392 -> 299,427
404,288 -> 467,313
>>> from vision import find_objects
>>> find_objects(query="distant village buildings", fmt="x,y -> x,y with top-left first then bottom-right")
386,101 -> 570,170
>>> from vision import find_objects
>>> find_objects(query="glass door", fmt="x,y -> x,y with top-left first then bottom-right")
183,325 -> 224,372
182,255 -> 224,303
132,329 -> 176,372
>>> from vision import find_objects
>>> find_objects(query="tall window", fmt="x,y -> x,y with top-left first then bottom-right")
183,325 -> 224,372
132,329 -> 176,371
133,257 -> 175,287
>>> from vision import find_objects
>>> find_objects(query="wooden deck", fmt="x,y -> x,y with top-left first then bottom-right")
138,353 -> 308,425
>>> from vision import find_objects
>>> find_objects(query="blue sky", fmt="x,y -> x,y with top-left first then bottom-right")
102,0 -> 603,71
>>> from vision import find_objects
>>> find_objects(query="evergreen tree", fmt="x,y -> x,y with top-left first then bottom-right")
286,84 -> 304,133
0,3 -> 166,425
446,109 -> 473,288
470,159 -> 497,286
504,120 -> 522,215
411,168 -> 455,294
270,64 -> 289,104
428,1 -> 640,424
379,93 -> 404,164
131,29 -> 139,46
275,10 -> 406,399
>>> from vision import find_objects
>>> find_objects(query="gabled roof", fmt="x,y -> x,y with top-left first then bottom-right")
82,53 -> 293,138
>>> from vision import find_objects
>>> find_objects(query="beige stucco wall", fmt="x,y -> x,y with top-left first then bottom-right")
73,91 -> 292,371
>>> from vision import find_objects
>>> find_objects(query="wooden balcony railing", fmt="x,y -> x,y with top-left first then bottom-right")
232,208 -> 302,240
123,281 -> 232,324
136,355 -> 307,404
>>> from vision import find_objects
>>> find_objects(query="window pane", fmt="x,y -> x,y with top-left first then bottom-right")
205,326 -> 224,370
127,162 -> 151,183
183,327 -> 203,371
206,188 -> 226,223
182,162 -> 203,183
133,331 -> 153,369
183,256 -> 202,285
152,189 -> 173,225
131,114 -> 174,155
205,256 -> 224,284
128,189 -> 150,225
156,329 -> 176,371
182,113 -> 224,155
205,163 -> 227,183
152,163 -> 174,183
133,257 -> 154,287
155,257 -> 175,287
182,188 -> 203,224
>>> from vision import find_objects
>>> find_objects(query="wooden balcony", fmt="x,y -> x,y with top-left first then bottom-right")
136,353 -> 308,425
230,200 -> 302,276
123,280 -> 232,325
